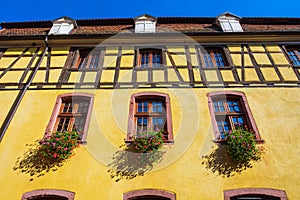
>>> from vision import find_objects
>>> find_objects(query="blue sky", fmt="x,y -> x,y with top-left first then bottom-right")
1,0 -> 300,22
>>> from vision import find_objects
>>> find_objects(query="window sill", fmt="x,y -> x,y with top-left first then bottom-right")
213,139 -> 264,144
125,140 -> 174,145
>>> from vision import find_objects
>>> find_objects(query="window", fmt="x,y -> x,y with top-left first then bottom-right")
216,12 -> 243,32
123,189 -> 176,200
207,91 -> 260,141
138,49 -> 162,68
224,188 -> 288,200
201,48 -> 228,68
135,20 -> 156,33
219,19 -> 243,32
134,14 -> 156,33
127,92 -> 173,143
46,93 -> 94,143
72,48 -> 101,69
49,23 -> 74,35
286,47 -> 300,66
48,17 -> 76,35
21,189 -> 75,200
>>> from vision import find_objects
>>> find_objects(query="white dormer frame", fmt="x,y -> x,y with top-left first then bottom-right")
49,16 -> 77,35
216,12 -> 243,32
134,14 -> 156,33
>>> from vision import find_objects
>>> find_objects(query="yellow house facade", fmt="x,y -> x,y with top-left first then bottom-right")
0,13 -> 299,199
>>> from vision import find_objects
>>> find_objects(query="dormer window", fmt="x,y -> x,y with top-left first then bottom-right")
216,12 -> 243,32
49,16 -> 77,35
134,14 -> 156,33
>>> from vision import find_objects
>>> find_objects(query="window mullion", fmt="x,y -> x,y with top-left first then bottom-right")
149,52 -> 153,67
228,116 -> 235,130
69,117 -> 75,131
210,51 -> 217,67
85,54 -> 93,69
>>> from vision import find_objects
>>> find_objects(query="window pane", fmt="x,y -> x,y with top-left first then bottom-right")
137,117 -> 148,132
152,52 -> 161,68
214,51 -> 225,67
232,117 -> 244,128
152,101 -> 164,113
74,117 -> 85,132
140,50 -> 162,68
204,52 -> 213,67
287,49 -> 300,66
214,101 -> 225,112
152,117 -> 165,130
137,101 -> 148,112
217,119 -> 229,139
228,101 -> 240,112
141,52 -> 149,68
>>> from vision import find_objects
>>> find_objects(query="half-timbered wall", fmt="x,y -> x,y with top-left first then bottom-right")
0,44 -> 299,90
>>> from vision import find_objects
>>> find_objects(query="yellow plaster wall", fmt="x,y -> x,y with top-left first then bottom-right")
0,71 -> 25,83
220,70 -> 235,82
0,88 -> 299,199
265,45 -> 282,52
253,54 -> 271,65
205,70 -> 219,82
83,72 -> 97,83
104,56 -> 117,67
261,68 -> 280,81
178,69 -> 189,82
0,45 -> 299,199
279,68 -> 298,81
120,55 -> 134,68
167,69 -> 179,82
271,53 -> 289,65
249,45 -> 265,52
171,55 -> 187,66
101,70 -> 115,82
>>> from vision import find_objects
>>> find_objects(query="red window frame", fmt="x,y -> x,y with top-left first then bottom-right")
127,92 -> 173,143
72,48 -> 101,69
138,49 -> 163,68
224,188 -> 288,200
21,189 -> 75,200
45,93 -> 94,143
123,189 -> 176,200
201,48 -> 228,68
207,91 -> 261,142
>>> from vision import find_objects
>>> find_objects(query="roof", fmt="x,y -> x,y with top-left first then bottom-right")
1,16 -> 300,36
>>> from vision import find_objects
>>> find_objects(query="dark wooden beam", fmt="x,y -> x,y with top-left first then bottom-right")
45,47 -> 51,83
113,46 -> 122,88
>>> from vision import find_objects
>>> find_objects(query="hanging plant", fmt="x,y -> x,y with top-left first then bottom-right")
40,131 -> 79,160
224,127 -> 262,163
132,129 -> 164,153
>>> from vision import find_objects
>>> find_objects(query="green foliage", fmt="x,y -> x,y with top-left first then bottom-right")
224,127 -> 261,163
40,131 -> 79,160
132,129 -> 164,153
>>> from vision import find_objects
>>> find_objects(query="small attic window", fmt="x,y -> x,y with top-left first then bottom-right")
134,14 -> 156,33
219,19 -> 243,32
216,12 -> 243,32
49,17 -> 76,35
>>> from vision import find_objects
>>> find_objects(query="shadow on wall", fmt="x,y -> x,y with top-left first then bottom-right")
13,140 -> 66,181
201,144 -> 259,178
107,143 -> 165,182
